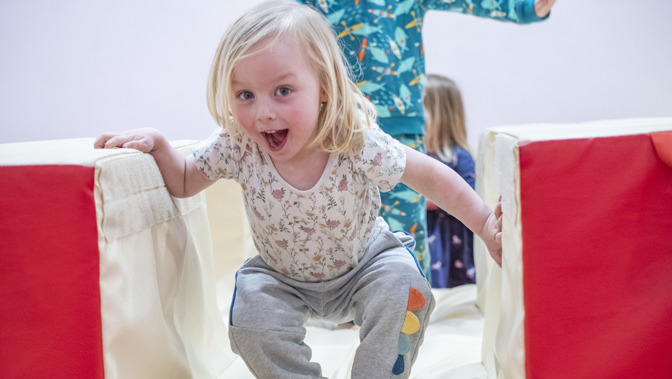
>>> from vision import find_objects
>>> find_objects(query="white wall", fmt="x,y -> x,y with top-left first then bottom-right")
423,0 -> 672,148
1,0 -> 671,149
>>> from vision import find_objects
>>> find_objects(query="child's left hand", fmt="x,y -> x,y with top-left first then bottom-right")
481,196 -> 503,267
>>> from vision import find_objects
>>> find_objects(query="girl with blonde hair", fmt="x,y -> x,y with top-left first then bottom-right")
94,2 -> 501,377
423,74 -> 477,288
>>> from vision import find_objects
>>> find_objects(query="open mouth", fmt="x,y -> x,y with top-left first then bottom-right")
264,129 -> 288,151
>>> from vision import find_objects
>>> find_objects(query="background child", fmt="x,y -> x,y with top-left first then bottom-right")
423,73 -> 476,288
296,0 -> 555,284
94,1 -> 501,377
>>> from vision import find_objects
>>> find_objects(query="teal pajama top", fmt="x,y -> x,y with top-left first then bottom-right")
297,0 -> 546,137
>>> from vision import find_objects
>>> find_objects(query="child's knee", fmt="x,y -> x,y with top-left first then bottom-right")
353,274 -> 434,378
392,276 -> 433,376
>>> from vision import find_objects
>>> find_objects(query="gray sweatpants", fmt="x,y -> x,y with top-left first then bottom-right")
228,222 -> 435,379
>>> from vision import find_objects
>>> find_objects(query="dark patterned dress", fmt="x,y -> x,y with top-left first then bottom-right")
427,148 -> 475,288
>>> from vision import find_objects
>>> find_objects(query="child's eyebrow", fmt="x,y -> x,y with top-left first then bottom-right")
231,72 -> 298,88
273,72 -> 298,82
230,79 -> 245,88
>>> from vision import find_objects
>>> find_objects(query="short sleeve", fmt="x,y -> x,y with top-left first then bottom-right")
353,125 -> 406,192
192,128 -> 246,182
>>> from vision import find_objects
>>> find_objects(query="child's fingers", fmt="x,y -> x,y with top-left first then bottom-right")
105,133 -> 150,152
491,246 -> 502,267
99,134 -> 132,149
122,138 -> 153,153
93,133 -> 119,149
94,129 -> 156,152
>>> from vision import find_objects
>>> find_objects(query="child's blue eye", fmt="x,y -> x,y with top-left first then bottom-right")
238,91 -> 254,100
276,87 -> 291,96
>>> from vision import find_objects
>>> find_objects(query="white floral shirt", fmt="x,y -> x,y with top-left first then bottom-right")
194,125 -> 406,282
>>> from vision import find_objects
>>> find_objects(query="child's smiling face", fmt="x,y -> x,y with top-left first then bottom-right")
231,35 -> 328,166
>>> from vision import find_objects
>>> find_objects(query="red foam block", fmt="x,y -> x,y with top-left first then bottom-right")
0,165 -> 103,378
519,133 -> 672,379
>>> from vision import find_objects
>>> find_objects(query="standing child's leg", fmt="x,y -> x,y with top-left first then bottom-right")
379,134 -> 431,284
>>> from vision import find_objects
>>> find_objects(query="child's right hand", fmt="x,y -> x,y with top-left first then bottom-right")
93,128 -> 166,153
94,127 -> 214,198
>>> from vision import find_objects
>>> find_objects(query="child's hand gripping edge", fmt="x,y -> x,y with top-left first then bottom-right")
479,196 -> 503,267
93,127 -> 215,198
93,127 -> 165,153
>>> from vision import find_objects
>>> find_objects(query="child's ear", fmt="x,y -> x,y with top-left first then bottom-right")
320,90 -> 329,103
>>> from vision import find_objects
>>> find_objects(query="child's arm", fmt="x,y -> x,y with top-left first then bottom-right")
422,0 -> 554,24
401,146 -> 502,266
94,128 -> 215,198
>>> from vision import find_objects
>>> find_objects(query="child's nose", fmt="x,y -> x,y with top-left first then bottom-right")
256,98 -> 277,121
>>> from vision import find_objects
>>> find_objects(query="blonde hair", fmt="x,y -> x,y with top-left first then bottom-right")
423,74 -> 471,162
206,0 -> 375,155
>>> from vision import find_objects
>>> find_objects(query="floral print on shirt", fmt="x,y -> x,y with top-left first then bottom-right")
194,125 -> 406,282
